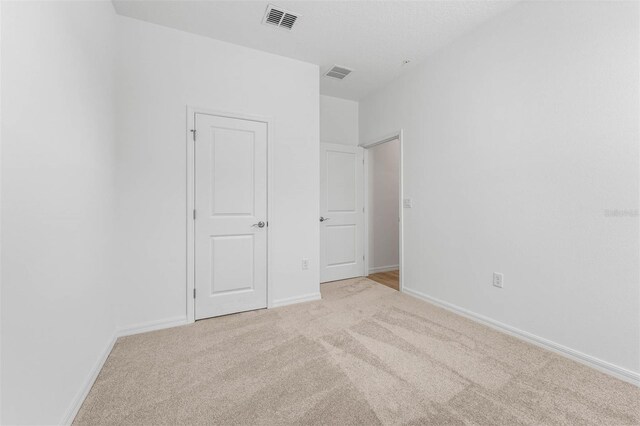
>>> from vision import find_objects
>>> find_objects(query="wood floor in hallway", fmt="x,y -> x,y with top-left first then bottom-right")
367,269 -> 399,290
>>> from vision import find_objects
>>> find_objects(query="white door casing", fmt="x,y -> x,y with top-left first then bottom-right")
194,113 -> 268,319
320,143 -> 364,283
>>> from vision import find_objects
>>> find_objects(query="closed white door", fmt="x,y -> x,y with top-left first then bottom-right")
320,143 -> 364,283
194,113 -> 268,319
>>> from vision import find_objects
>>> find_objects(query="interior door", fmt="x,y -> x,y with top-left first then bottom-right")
194,113 -> 267,319
320,143 -> 364,283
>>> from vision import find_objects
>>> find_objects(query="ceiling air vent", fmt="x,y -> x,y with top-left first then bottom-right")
263,5 -> 300,31
324,65 -> 353,80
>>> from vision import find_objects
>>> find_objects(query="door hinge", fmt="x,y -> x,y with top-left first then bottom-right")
193,288 -> 196,298
190,129 -> 196,141
193,209 -> 196,220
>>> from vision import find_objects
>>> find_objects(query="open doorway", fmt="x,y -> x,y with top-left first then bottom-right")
363,134 -> 402,291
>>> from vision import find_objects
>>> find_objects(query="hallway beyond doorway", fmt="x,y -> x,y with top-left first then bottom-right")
367,269 -> 399,291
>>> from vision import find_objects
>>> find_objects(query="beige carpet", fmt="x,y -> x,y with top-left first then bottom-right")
75,278 -> 640,425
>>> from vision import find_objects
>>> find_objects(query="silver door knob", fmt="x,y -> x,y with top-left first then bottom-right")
252,221 -> 265,228
319,216 -> 330,222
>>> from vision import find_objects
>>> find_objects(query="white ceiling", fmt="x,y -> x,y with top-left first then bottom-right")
112,0 -> 518,100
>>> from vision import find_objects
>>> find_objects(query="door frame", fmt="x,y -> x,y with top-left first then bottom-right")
186,106 -> 274,323
361,129 -> 404,292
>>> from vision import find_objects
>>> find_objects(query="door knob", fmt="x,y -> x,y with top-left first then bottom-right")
252,221 -> 265,228
319,216 -> 331,222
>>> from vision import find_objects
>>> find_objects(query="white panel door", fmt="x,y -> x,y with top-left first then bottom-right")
320,143 -> 364,283
194,113 -> 267,319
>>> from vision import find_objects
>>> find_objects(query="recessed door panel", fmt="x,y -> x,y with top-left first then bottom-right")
210,128 -> 255,216
327,151 -> 356,212
210,235 -> 254,295
326,225 -> 356,266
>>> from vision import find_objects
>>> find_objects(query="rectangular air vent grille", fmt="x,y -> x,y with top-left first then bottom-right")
324,65 -> 353,80
280,13 -> 297,29
266,8 -> 284,25
263,5 -> 300,31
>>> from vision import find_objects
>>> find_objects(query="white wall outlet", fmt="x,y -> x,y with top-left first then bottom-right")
403,198 -> 412,208
302,258 -> 309,270
493,272 -> 504,288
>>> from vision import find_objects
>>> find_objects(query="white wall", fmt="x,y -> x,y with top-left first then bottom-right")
360,1 -> 639,376
367,140 -> 400,272
1,2 -> 118,424
115,17 -> 320,328
0,1 -> 4,421
320,95 -> 358,145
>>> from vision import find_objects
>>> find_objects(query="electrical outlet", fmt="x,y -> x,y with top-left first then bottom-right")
302,258 -> 309,270
493,272 -> 504,288
403,198 -> 412,208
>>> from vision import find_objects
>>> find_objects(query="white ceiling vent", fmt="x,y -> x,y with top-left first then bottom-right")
324,65 -> 353,80
262,5 -> 300,31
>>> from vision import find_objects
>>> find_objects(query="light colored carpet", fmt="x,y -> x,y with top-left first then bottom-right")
75,278 -> 640,425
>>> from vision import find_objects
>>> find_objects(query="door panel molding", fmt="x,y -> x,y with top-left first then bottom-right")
186,106 -> 274,323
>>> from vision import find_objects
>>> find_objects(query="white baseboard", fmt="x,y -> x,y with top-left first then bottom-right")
117,316 -> 189,338
61,333 -> 117,425
271,292 -> 322,308
403,286 -> 640,387
368,264 -> 399,274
